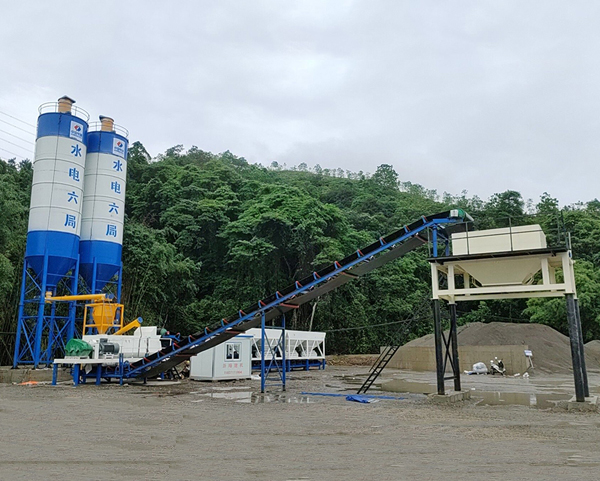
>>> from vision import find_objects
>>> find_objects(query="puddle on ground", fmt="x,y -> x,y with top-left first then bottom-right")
335,376 -> 368,386
473,391 -> 572,408
243,394 -> 314,404
382,378 -> 573,408
195,391 -> 315,404
335,374 -> 368,380
203,386 -> 251,391
130,390 -> 186,397
131,380 -> 181,387
382,379 -> 436,394
202,391 -> 254,401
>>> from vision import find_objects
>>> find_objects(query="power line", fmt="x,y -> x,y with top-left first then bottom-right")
0,146 -> 27,159
0,110 -> 36,128
0,118 -> 35,135
325,314 -> 426,333
0,128 -> 34,145
0,136 -> 34,154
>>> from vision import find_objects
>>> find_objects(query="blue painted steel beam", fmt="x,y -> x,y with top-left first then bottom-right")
14,255 -> 82,366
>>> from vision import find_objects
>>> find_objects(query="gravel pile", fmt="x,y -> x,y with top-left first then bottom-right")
405,322 -> 599,373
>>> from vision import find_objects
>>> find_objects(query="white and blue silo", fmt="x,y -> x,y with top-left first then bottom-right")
14,96 -> 89,367
79,116 -> 128,295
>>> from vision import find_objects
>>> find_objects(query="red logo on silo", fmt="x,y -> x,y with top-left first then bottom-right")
70,121 -> 84,141
117,141 -> 123,147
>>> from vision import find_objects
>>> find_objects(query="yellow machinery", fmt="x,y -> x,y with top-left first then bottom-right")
45,293 -> 136,335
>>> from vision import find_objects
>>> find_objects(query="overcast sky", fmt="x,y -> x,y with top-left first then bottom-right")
1,1 -> 599,206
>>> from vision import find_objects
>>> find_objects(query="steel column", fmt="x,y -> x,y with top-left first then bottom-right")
117,264 -> 123,303
449,303 -> 461,392
91,258 -> 98,295
33,252 -> 49,368
574,298 -> 589,397
433,299 -> 445,395
281,314 -> 286,391
67,256 -> 80,341
566,294 -> 585,402
45,299 -> 57,361
13,261 -> 28,368
73,364 -> 80,386
260,311 -> 266,394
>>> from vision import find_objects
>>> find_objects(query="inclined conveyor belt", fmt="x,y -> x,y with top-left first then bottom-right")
123,210 -> 470,379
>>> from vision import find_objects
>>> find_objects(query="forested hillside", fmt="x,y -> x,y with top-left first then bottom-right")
2,144 -> 600,361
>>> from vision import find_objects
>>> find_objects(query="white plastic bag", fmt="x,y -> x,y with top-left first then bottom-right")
472,362 -> 488,374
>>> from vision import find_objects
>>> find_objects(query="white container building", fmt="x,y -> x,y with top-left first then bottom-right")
190,335 -> 252,381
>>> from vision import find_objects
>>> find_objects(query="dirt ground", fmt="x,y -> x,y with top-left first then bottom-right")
1,366 -> 599,481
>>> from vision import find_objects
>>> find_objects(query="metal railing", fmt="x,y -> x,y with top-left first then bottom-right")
88,121 -> 129,138
38,102 -> 90,122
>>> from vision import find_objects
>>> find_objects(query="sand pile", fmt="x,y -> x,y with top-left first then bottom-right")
405,322 -> 599,373
585,340 -> 600,368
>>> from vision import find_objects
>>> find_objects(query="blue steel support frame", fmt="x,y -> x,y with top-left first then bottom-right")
260,312 -> 266,393
282,315 -> 286,390
14,253 -> 81,368
123,214 -> 463,380
260,313 -> 286,393
91,258 -> 97,295
13,262 -> 28,367
66,257 -> 80,341
88,258 -> 123,298
88,258 -> 123,299
32,253 -> 49,365
46,301 -> 57,360
117,265 -> 123,303
81,258 -> 122,335
431,226 -> 450,257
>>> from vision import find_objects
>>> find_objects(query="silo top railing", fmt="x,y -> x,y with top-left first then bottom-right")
38,102 -> 90,122
87,121 -> 129,138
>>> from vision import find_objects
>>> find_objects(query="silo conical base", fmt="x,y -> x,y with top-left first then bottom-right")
79,240 -> 122,293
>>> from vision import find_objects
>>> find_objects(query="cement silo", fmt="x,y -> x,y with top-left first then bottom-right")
14,96 -> 89,367
79,116 -> 128,295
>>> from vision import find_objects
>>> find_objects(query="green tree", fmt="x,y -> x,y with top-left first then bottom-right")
371,164 -> 399,190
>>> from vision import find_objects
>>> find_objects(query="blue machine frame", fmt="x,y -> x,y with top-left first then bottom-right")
14,257 -> 123,366
14,255 -> 80,367
83,259 -> 123,300
260,312 -> 286,392
252,359 -> 327,372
